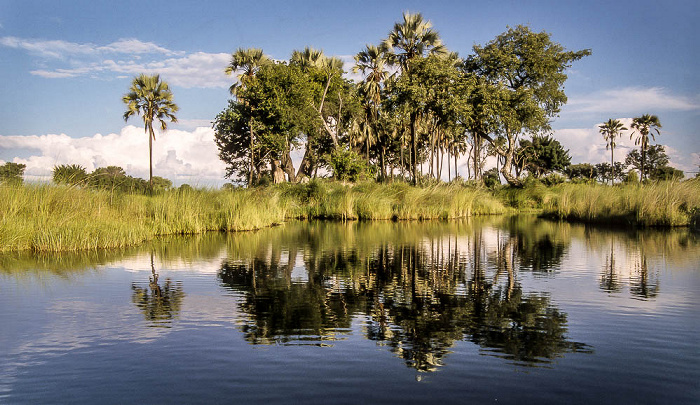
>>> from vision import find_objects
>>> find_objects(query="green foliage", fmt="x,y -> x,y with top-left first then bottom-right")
53,164 -> 88,186
0,162 -> 26,184
517,134 -> 571,177
483,167 -> 500,188
329,149 -> 373,182
566,163 -> 597,181
625,145 -> 681,182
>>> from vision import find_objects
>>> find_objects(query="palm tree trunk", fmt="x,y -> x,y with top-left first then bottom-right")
148,125 -> 154,195
249,117 -> 254,187
610,147 -> 614,185
411,112 -> 417,185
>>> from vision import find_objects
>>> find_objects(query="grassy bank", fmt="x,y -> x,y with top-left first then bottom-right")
2,179 -> 697,253
0,181 -> 505,253
0,184 -> 287,252
538,180 -> 700,227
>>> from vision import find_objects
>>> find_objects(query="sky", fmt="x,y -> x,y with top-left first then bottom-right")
0,0 -> 698,185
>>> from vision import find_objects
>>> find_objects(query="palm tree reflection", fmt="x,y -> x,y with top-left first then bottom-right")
219,222 -> 591,370
131,252 -> 185,327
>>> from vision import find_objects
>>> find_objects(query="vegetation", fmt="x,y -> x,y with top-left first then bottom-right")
0,162 -> 26,184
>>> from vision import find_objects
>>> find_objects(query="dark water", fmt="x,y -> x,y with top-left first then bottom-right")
1,217 -> 699,404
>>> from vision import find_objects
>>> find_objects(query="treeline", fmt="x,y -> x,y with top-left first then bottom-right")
214,13 -> 594,187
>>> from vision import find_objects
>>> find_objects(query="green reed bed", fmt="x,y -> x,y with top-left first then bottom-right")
541,180 -> 700,227
0,184 -> 287,253
281,180 -> 506,220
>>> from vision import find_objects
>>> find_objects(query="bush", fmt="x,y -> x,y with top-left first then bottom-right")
328,149 -> 373,182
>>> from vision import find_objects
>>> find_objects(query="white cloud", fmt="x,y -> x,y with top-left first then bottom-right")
0,36 -> 181,58
2,35 -> 229,88
0,125 -> 227,186
565,87 -> 700,114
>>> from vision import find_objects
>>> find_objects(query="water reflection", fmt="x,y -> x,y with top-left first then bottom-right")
219,219 -> 593,370
131,252 -> 185,327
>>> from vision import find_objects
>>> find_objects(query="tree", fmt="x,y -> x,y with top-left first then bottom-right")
383,11 -> 447,184
0,162 -> 26,184
354,44 -> 390,168
630,114 -> 662,181
516,135 -> 571,178
598,119 -> 627,184
567,163 -> 597,181
594,162 -> 625,183
465,25 -> 590,186
625,144 -> 675,181
225,48 -> 271,186
53,164 -> 88,186
122,74 -> 179,193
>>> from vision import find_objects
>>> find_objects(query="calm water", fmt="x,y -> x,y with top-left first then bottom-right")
1,217 -> 699,404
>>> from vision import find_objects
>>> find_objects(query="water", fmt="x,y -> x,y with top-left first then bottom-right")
1,217 -> 698,404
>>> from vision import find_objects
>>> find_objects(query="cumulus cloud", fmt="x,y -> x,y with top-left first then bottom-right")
565,87 -> 700,114
0,125 -> 227,185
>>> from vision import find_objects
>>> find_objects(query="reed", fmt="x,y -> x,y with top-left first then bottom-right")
541,180 -> 700,227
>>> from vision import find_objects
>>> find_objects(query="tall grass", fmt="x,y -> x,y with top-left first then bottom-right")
280,180 -> 506,220
0,184 -> 287,253
540,179 -> 700,227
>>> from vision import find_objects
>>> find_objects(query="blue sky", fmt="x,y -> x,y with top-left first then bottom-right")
1,0 -> 698,184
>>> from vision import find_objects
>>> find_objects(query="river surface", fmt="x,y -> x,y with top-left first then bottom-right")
1,217 -> 699,404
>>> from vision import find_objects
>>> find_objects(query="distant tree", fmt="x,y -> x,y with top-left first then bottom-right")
630,114 -> 662,181
567,163 -> 597,181
123,74 -> 179,193
516,135 -> 571,178
0,162 -> 26,184
598,119 -> 627,184
651,166 -> 684,181
53,164 -> 88,186
625,145 -> 668,181
594,162 -> 625,183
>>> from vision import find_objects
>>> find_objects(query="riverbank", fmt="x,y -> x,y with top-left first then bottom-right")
1,179 -> 698,253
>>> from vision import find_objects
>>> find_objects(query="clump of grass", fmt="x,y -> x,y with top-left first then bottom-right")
541,179 -> 700,227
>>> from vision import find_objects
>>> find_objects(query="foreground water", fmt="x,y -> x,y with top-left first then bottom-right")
1,217 -> 698,404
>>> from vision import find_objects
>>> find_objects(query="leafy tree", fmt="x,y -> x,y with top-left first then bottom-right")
482,167 -> 500,188
465,25 -> 590,186
598,119 -> 627,184
594,162 -> 625,183
625,144 -> 669,181
516,135 -> 571,178
122,74 -> 179,193
328,149 -> 373,182
630,114 -> 662,181
215,62 -> 318,183
652,166 -> 684,181
52,164 -> 88,186
225,48 -> 272,186
0,162 -> 26,184
567,163 -> 597,181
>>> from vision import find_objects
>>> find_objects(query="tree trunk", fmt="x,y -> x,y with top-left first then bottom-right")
248,117 -> 254,187
281,149 -> 296,182
411,112 -> 417,185
296,144 -> 314,182
148,125 -> 155,196
270,159 -> 286,184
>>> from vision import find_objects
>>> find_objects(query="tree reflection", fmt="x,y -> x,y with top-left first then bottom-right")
219,221 -> 591,370
131,252 -> 185,327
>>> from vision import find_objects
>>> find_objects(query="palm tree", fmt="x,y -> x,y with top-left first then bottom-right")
225,47 -> 270,96
122,74 -> 178,193
383,11 -> 446,183
630,114 -> 662,181
598,119 -> 627,185
354,44 -> 390,165
225,48 -> 270,186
